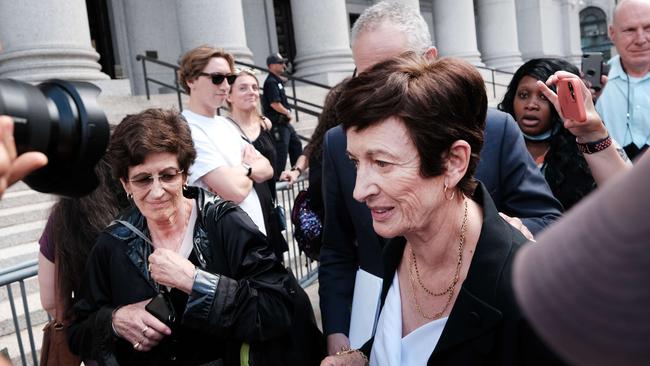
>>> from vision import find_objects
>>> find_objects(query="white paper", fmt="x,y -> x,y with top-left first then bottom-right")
349,268 -> 383,349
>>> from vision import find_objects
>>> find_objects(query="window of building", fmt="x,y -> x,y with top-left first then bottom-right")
580,6 -> 612,60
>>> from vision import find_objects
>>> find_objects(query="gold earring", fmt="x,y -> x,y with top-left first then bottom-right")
443,183 -> 455,201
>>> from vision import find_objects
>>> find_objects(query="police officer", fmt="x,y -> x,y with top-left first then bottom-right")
262,53 -> 303,178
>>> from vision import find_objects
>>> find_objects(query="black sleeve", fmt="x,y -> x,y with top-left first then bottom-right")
496,112 -> 563,234
318,128 -> 358,336
182,206 -> 293,342
66,234 -> 122,363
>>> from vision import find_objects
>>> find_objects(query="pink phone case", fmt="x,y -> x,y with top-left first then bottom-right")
557,79 -> 587,122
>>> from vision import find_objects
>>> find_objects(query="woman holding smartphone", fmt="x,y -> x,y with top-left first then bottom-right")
498,58 -> 630,210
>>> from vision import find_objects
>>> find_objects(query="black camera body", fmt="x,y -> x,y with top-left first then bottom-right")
0,79 -> 110,197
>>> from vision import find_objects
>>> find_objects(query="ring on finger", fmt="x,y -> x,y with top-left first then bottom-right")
133,342 -> 141,350
142,326 -> 149,335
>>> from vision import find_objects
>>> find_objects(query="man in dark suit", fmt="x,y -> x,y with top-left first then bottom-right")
318,1 -> 563,355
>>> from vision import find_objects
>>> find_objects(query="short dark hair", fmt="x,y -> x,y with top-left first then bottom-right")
337,52 -> 486,196
108,108 -> 196,181
177,45 -> 235,94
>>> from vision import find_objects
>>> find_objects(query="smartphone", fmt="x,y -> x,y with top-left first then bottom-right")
557,79 -> 587,122
582,52 -> 604,91
145,293 -> 176,326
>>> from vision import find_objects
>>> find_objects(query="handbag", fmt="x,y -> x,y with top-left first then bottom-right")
40,254 -> 82,366
290,189 -> 323,261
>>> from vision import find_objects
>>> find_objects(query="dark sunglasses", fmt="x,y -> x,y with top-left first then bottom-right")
199,72 -> 237,85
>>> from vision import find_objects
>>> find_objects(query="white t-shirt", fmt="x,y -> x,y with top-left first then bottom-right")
183,110 -> 267,234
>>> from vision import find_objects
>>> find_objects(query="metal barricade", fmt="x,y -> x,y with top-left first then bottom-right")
276,177 -> 319,287
0,260 -> 40,366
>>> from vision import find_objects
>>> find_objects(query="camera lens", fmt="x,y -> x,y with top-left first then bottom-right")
0,79 -> 109,197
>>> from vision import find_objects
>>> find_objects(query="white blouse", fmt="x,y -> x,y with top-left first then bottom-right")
370,272 -> 448,366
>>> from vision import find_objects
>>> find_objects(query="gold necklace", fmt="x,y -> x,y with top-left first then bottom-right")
407,199 -> 468,320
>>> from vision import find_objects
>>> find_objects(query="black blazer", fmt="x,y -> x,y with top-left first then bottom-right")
361,184 -> 565,365
318,109 -> 563,336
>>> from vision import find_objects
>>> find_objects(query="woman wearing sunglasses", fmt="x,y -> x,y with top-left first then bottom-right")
177,45 -> 272,237
67,108 -> 322,365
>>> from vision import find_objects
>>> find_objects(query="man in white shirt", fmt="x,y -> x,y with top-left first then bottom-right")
596,0 -> 650,160
177,45 -> 273,233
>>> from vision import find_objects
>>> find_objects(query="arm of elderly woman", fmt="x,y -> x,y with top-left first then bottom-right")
176,206 -> 293,341
537,72 -> 631,185
67,234 -> 171,358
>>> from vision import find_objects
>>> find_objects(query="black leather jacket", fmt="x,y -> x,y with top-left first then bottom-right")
67,186 -> 297,365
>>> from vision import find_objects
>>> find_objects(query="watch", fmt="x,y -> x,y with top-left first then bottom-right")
242,163 -> 252,177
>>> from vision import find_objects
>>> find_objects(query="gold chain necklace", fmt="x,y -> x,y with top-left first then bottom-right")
407,199 -> 468,320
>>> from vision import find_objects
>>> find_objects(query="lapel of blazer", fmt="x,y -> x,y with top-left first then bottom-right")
380,183 -> 516,357
432,183 -> 515,356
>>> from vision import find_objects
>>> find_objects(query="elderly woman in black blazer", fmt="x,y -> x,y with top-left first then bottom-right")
321,53 -> 564,366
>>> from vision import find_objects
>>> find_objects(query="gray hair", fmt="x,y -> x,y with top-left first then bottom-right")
350,1 -> 432,54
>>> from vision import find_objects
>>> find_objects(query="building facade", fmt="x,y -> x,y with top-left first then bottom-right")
0,0 -> 617,95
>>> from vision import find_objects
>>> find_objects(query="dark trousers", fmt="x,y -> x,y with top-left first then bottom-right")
272,123 -> 303,179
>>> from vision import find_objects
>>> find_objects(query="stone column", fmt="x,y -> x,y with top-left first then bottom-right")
0,0 -> 108,81
176,0 -> 253,64
289,0 -> 355,85
561,0 -> 583,66
476,0 -> 523,71
515,0 -> 565,59
432,0 -> 484,66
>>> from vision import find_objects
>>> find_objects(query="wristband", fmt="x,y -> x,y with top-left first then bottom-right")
242,163 -> 252,177
291,166 -> 302,175
576,135 -> 612,154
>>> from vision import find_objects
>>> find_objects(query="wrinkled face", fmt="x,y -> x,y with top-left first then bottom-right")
187,57 -> 232,112
228,74 -> 260,112
513,75 -> 554,137
610,0 -> 650,74
347,117 -> 444,238
353,22 -> 410,73
122,152 -> 186,224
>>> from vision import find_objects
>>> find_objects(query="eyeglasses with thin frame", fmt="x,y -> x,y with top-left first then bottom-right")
128,168 -> 184,190
198,72 -> 237,85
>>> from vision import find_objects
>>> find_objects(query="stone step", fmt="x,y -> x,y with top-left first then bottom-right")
0,285 -> 48,338
0,188 -> 56,210
0,274 -> 39,303
0,242 -> 40,274
0,202 -> 53,229
0,220 -> 47,250
0,320 -> 46,366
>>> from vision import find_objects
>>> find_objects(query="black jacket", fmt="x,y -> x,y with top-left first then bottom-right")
361,184 -> 564,365
67,186 -> 323,365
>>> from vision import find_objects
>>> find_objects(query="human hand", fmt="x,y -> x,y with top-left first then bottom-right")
242,144 -> 260,166
320,350 -> 367,366
286,112 -> 294,123
499,213 -> 534,242
582,73 -> 608,102
537,72 -> 608,143
279,169 -> 300,184
0,116 -> 48,197
327,333 -> 351,356
112,299 -> 171,352
149,248 -> 196,294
